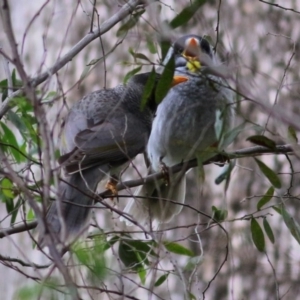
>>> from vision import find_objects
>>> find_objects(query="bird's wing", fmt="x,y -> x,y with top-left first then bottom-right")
59,111 -> 147,173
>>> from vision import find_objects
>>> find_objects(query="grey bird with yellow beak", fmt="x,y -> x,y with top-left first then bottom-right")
39,72 -> 167,247
123,35 -> 234,225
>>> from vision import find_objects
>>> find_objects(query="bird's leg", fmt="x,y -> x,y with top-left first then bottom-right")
105,175 -> 119,201
215,152 -> 230,166
209,145 -> 230,167
159,158 -> 170,186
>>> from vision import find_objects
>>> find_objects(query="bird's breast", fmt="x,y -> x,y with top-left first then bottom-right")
148,76 -> 226,168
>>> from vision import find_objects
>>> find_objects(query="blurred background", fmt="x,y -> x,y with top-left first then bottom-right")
1,0 -> 300,299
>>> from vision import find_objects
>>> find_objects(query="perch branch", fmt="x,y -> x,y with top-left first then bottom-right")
0,143 -> 295,238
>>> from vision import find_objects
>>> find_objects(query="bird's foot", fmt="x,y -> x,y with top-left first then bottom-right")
160,160 -> 170,186
105,175 -> 119,201
213,152 -> 230,167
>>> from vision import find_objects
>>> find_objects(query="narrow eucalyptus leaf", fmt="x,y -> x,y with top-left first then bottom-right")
169,0 -> 207,29
254,158 -> 281,188
251,218 -> 265,252
257,186 -> 274,210
247,135 -> 276,149
263,218 -> 275,244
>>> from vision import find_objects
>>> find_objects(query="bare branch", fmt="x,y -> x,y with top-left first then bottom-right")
258,0 -> 300,15
0,253 -> 50,269
0,143 -> 295,239
0,0 -> 144,118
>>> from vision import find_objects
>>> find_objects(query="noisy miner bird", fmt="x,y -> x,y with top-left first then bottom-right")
39,72 -> 167,247
123,35 -> 235,225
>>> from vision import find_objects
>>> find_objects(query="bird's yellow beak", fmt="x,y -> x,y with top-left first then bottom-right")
183,37 -> 201,72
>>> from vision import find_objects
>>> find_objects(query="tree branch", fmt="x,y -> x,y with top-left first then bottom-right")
258,0 -> 300,15
0,0 -> 143,119
99,143 -> 294,196
0,143 -> 295,239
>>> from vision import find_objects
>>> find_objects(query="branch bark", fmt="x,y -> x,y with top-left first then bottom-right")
0,143 -> 295,239
0,0 -> 143,119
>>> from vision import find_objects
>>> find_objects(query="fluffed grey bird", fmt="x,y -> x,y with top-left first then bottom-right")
39,72 -> 162,246
123,35 -> 234,225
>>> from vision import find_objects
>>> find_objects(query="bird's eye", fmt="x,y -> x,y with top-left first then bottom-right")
200,38 -> 211,55
174,44 -> 184,55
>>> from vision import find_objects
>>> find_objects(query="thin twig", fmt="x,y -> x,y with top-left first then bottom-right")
0,143 -> 296,238
258,0 -> 300,15
0,253 -> 50,269
213,0 -> 222,53
263,34 -> 295,133
0,0 -> 143,119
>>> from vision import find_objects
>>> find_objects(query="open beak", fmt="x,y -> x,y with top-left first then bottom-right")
182,37 -> 202,72
183,37 -> 201,58
171,38 -> 203,86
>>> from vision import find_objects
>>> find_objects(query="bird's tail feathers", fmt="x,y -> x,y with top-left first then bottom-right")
122,173 -> 186,226
39,165 -> 109,248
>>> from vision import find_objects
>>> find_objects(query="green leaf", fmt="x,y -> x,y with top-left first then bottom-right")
41,91 -> 57,104
138,267 -> 146,285
251,217 -> 265,252
10,197 -> 22,225
123,66 -> 142,85
188,292 -> 197,300
116,10 -> 145,37
185,255 -> 204,271
118,239 -> 147,283
155,53 -> 175,104
263,218 -> 275,244
214,109 -> 224,142
0,122 -> 22,162
12,68 -> 22,88
164,241 -> 194,257
212,206 -> 228,222
273,204 -> 300,244
221,122 -> 245,149
288,126 -> 298,143
169,0 -> 207,29
7,110 -> 27,135
118,239 -> 144,270
5,198 -> 14,216
196,154 -> 205,182
146,36 -> 157,54
16,280 -> 61,300
14,95 -> 32,114
1,178 -> 14,198
79,43 -> 118,83
75,245 -> 91,266
102,235 -> 119,251
79,57 -> 104,82
27,208 -> 35,221
74,238 -> 107,280
257,186 -> 274,210
15,284 -> 42,300
254,158 -> 281,188
133,52 -> 152,63
247,135 -> 276,150
160,39 -> 172,62
0,78 -> 8,101
141,67 -> 157,111
154,273 -> 169,287
214,159 -> 235,188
